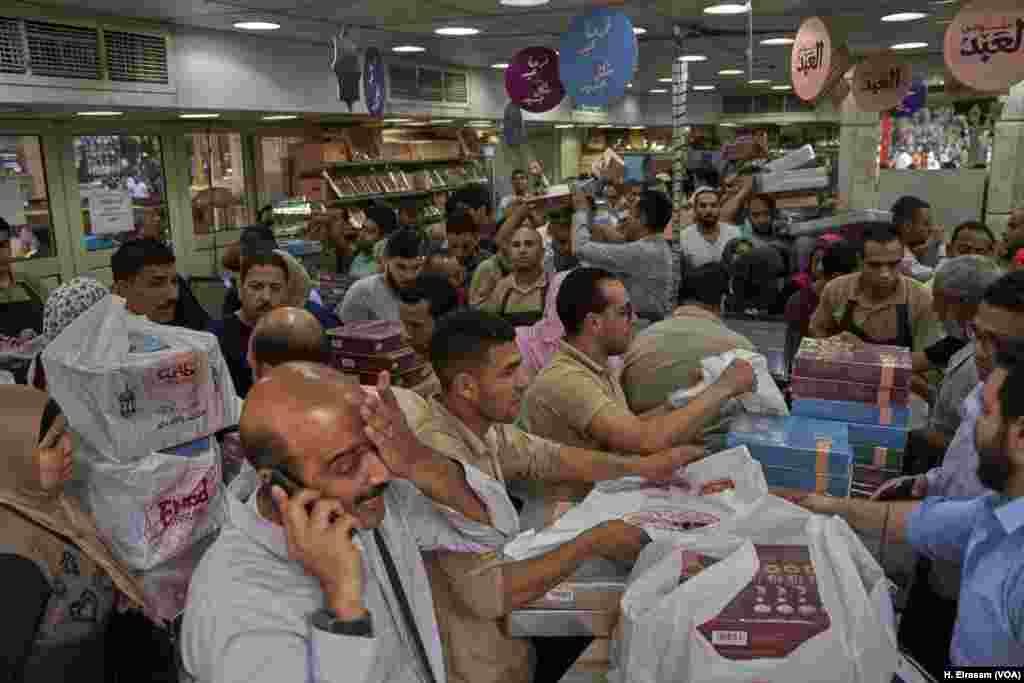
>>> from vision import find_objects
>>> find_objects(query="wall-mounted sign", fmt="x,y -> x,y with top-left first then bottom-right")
363,47 -> 386,118
944,0 -> 1024,93
506,47 -> 565,113
791,16 -> 850,103
87,189 -> 134,235
852,55 -> 913,112
331,27 -> 361,111
894,79 -> 928,116
503,102 -> 527,146
559,8 -> 637,107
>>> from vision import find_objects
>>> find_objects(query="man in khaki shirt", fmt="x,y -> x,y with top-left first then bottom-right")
410,309 -> 707,683
481,226 -> 548,326
522,267 -> 755,468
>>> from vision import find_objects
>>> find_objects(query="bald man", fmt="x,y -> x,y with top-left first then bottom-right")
248,306 -> 328,383
183,364 -> 513,683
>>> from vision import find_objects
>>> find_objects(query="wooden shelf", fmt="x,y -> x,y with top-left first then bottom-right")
300,156 -> 480,179
326,183 -> 474,208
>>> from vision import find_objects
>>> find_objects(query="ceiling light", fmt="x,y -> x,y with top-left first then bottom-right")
760,37 -> 794,45
929,0 -> 956,4
469,120 -> 493,126
392,45 -> 426,53
76,111 -> 123,117
500,0 -> 549,5
882,12 -> 928,22
720,122 -> 738,127
891,41 -> 929,49
383,118 -> 413,123
771,84 -> 793,91
599,124 -> 614,128
633,27 -> 647,34
626,82 -> 633,88
630,126 -> 646,130
748,79 -> 771,85
262,114 -> 299,121
649,88 -> 668,93
233,21 -> 280,30
678,54 -> 708,62
435,27 -> 480,36
718,69 -> 744,75
703,3 -> 750,15
692,85 -> 716,91
555,124 -> 574,129
179,113 -> 221,119
491,62 -> 509,69
658,77 -> 673,83
429,119 -> 454,125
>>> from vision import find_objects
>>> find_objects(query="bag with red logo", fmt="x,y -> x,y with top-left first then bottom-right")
41,295 -> 240,462
79,436 -> 226,571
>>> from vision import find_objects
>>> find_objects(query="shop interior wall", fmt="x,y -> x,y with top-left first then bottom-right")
877,168 -> 989,238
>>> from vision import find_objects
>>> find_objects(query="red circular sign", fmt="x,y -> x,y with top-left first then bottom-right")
791,17 -> 834,102
944,0 -> 1024,93
852,56 -> 913,112
505,47 -> 565,114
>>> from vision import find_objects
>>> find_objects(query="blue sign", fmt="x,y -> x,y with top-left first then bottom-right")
363,47 -> 386,118
893,78 -> 927,117
559,8 -> 637,107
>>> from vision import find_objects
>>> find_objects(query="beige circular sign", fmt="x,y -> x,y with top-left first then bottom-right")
852,56 -> 913,112
791,17 -> 833,102
944,0 -> 1024,92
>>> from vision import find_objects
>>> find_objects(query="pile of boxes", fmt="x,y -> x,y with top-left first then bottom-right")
327,320 -> 434,389
727,338 -> 911,497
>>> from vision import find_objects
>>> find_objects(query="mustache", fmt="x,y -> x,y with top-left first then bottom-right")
356,482 -> 390,506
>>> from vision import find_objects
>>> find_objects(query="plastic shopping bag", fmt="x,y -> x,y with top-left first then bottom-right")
612,509 -> 899,683
79,436 -> 226,571
42,296 -> 240,462
670,349 -> 788,416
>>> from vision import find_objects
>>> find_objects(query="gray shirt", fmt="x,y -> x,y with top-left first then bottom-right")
573,209 -> 674,319
929,342 -> 979,439
337,274 -> 401,324
679,223 -> 743,269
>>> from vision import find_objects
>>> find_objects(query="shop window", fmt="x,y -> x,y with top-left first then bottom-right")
73,135 -> 168,251
0,135 -> 56,261
257,135 -> 305,205
187,132 -> 252,235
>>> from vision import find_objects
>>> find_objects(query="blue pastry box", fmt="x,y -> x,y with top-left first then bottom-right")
792,398 -> 910,428
847,422 -> 909,451
726,414 -> 852,496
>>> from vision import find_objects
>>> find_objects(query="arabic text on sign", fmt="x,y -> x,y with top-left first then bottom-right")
862,67 -> 904,94
796,41 -> 825,76
959,17 -> 1024,63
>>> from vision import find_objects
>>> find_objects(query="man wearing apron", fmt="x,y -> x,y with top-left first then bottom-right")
482,226 -> 548,327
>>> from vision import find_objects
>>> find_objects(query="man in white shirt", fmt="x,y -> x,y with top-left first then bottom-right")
679,187 -> 742,269
183,363 -> 510,683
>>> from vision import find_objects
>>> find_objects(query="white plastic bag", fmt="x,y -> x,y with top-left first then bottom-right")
700,349 -> 789,416
42,296 -> 240,462
80,436 -> 226,571
612,508 -> 899,683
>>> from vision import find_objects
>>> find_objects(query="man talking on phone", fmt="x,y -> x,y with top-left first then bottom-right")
182,363 -> 514,683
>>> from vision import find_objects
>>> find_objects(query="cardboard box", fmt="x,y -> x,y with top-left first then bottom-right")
332,346 -> 420,374
851,444 -> 904,470
793,338 -> 911,389
523,581 -> 625,611
847,422 -> 908,451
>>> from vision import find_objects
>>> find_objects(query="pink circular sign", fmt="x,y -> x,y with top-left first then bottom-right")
506,47 -> 565,114
944,0 -> 1024,93
791,17 -> 834,102
852,55 -> 913,112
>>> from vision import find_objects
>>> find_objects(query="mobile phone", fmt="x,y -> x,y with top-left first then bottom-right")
267,465 -> 305,497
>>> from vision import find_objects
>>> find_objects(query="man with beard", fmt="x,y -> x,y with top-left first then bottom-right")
446,209 -> 493,292
497,169 -> 529,222
349,205 -> 399,279
892,196 -> 944,283
182,363 -> 506,683
209,251 -> 290,398
338,229 -> 426,323
791,340 -> 1024,668
679,187 -> 742,270
409,309 -> 709,683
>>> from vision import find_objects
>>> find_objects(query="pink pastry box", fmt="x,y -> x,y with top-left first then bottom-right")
793,338 -> 911,389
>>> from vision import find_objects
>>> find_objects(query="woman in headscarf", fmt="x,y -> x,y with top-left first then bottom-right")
28,277 -> 109,391
0,386 -> 147,680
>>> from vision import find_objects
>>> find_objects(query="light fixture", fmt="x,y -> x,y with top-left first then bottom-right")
468,120 -> 493,127
233,21 -> 280,30
599,124 -> 615,128
500,0 -> 549,6
760,37 -> 794,45
718,69 -> 744,75
649,88 -> 668,93
633,27 -> 647,34
678,54 -> 708,62
630,126 -> 646,130
435,27 -> 480,36
429,119 -> 454,125
179,113 -> 221,119
383,118 -> 413,123
657,77 -> 673,83
929,0 -> 956,4
692,84 -> 716,91
882,12 -> 928,22
392,45 -> 426,53
626,82 -> 633,88
491,62 -> 509,69
555,124 -> 574,129
703,3 -> 750,15
76,111 -> 123,117
748,79 -> 771,85
720,122 -> 738,127
262,114 -> 299,121
771,84 -> 793,91
891,41 -> 929,49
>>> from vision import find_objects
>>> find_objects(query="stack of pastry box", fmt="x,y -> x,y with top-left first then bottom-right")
727,338 -> 911,497
326,320 -> 435,390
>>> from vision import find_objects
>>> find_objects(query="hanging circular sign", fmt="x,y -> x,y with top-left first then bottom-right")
559,8 -> 637,107
852,55 -> 913,113
791,17 -> 849,103
506,47 -> 565,113
944,0 -> 1024,93
363,47 -> 386,118
894,78 -> 928,117
503,102 -> 528,146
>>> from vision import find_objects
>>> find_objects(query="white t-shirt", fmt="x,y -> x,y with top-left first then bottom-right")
679,223 -> 743,269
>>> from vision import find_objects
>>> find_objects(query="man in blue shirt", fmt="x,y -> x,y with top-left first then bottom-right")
794,340 -> 1024,667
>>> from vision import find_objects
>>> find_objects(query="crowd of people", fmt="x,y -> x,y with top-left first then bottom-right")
2,169 -> 1024,682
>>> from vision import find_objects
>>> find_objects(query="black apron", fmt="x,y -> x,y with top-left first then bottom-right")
837,288 -> 914,348
499,280 -> 548,328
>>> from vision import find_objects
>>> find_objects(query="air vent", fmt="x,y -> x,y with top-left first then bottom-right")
25,20 -> 100,80
105,30 -> 168,84
444,71 -> 468,104
0,18 -> 25,74
388,64 -> 418,100
388,63 -> 469,106
419,69 -> 443,103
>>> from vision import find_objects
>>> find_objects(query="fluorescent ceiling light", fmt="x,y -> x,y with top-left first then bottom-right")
658,77 -> 673,83
633,27 -> 647,34
262,114 -> 299,121
748,79 -> 771,85
392,45 -> 426,53
678,54 -> 708,62
599,124 -> 615,128
500,0 -> 549,6
626,82 -> 633,88
76,111 -> 123,117
429,119 -> 454,124
891,41 -> 929,49
760,37 -> 794,45
771,84 -> 793,91
882,12 -> 928,22
692,84 -> 716,91
180,113 -> 221,119
703,3 -> 749,15
718,69 -> 744,75
234,21 -> 280,30
929,0 -> 956,3
469,120 -> 493,126
491,63 -> 509,69
630,126 -> 646,130
649,88 -> 667,93
435,27 -> 479,36
555,124 -> 574,129
383,118 -> 413,123
720,122 -> 738,127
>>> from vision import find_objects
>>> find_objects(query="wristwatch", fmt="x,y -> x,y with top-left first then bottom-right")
311,607 -> 373,637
